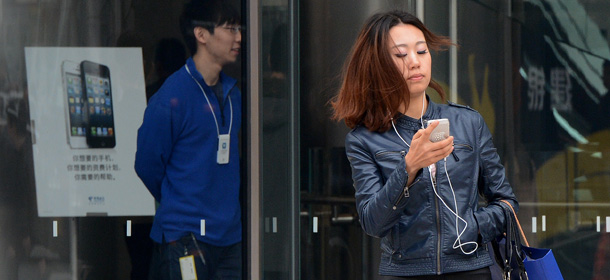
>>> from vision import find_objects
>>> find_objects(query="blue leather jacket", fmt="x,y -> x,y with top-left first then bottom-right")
345,98 -> 518,276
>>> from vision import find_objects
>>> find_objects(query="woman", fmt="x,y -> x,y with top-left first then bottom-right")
331,10 -> 518,279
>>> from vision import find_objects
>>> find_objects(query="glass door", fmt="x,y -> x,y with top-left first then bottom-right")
260,0 -> 298,279
297,1 -> 416,279
259,1 -> 610,279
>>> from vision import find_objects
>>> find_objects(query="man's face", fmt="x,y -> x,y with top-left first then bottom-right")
203,23 -> 242,66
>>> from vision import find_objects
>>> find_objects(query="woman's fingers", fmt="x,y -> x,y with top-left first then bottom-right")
430,136 -> 454,160
405,122 -> 454,171
407,135 -> 453,167
420,120 -> 438,140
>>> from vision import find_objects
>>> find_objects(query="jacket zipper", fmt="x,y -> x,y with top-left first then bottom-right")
221,108 -> 225,126
454,143 -> 473,150
220,84 -> 236,127
392,180 -> 417,210
392,151 -> 416,210
433,168 -> 442,275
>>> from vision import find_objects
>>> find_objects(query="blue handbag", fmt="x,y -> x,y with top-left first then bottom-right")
492,200 -> 564,280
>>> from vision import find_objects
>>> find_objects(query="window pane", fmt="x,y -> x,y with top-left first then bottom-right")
0,1 -> 244,278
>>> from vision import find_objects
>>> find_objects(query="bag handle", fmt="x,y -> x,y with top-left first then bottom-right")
496,200 -> 529,280
500,200 -> 529,247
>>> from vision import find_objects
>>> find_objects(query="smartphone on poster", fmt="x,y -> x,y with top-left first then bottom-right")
62,60 -> 88,149
81,60 -> 116,148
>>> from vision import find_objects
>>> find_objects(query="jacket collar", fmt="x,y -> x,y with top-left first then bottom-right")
394,94 -> 441,131
185,57 -> 237,97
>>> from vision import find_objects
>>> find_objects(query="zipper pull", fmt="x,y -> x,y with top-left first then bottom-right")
388,250 -> 396,265
451,151 -> 460,162
403,185 -> 410,198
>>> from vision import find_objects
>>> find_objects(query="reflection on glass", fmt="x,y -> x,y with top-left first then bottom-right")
0,1 -> 241,279
261,3 -> 295,278
511,1 -> 610,279
298,1 -> 415,279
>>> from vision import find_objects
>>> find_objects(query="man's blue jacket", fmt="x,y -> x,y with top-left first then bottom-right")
135,58 -> 242,246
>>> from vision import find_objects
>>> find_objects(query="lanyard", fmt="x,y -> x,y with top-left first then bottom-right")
185,64 -> 233,136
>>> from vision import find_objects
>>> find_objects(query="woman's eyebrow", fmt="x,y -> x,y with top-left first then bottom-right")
391,41 -> 427,49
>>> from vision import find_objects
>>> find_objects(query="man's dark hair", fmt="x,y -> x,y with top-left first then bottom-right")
180,0 -> 241,56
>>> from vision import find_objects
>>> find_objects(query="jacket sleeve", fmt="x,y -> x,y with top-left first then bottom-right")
345,132 -> 418,238
472,114 -> 519,243
134,96 -> 174,202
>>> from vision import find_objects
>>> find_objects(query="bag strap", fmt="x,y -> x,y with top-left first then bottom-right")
494,200 -> 529,280
500,200 -> 529,247
503,205 -> 515,278
507,207 -> 528,279
492,202 -> 514,279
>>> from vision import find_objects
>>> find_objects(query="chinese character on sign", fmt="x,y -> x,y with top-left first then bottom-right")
67,154 -> 119,181
528,66 -> 545,111
549,67 -> 572,112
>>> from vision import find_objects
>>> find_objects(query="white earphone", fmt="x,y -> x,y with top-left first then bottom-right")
391,94 -> 478,255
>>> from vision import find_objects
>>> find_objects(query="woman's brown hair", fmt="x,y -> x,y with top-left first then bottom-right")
331,10 -> 453,132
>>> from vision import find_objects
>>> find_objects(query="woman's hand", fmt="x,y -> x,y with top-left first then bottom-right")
404,120 -> 454,184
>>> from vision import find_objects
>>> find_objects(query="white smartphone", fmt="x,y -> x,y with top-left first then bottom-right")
426,118 -> 450,142
62,60 -> 88,149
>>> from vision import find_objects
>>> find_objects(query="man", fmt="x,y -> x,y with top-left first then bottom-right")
134,0 -> 242,279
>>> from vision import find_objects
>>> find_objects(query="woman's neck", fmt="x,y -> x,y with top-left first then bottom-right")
402,94 -> 427,119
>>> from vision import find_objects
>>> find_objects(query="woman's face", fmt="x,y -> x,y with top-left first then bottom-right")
388,23 -> 431,97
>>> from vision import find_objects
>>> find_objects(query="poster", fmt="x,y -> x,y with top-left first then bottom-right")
24,47 -> 155,217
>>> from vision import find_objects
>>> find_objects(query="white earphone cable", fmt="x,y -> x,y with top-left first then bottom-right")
430,161 -> 479,255
391,93 -> 478,255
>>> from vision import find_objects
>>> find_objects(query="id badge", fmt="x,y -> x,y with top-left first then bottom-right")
217,134 -> 230,164
179,255 -> 198,280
